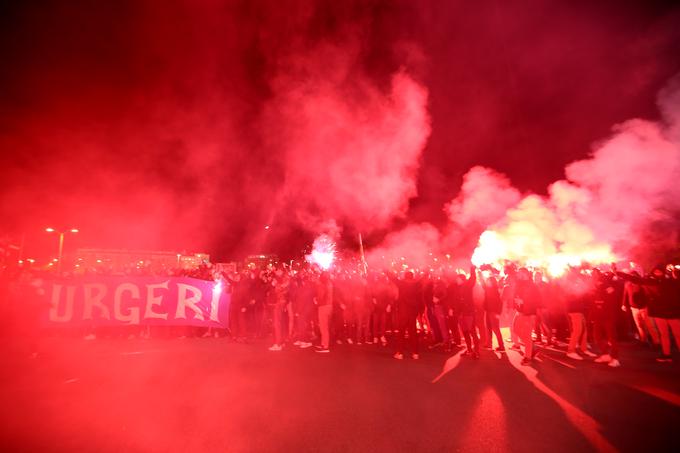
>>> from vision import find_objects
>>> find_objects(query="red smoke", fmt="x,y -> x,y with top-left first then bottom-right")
468,75 -> 680,270
262,38 -> 431,236
1,1 -> 679,263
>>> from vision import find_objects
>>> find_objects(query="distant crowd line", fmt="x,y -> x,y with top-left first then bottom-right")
4,258 -> 680,366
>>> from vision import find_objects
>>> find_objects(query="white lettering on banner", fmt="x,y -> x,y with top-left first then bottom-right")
113,283 -> 141,324
83,283 -> 111,320
175,283 -> 205,320
144,281 -> 169,320
209,284 -> 221,322
49,284 -> 75,322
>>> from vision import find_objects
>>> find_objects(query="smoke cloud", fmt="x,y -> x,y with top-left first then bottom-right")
365,223 -> 441,271
445,166 -> 522,229
262,39 -> 431,235
471,75 -> 680,269
1,1 -> 679,263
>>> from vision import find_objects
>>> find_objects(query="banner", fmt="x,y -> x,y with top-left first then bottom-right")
34,276 -> 230,327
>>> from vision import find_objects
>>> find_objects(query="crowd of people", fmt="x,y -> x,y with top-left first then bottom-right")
219,259 -> 680,366
3,255 -> 680,367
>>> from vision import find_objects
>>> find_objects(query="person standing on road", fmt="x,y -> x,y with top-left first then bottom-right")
315,272 -> 333,353
481,272 -> 504,353
513,268 -> 540,365
591,270 -> 623,368
455,266 -> 479,358
622,272 -> 660,346
267,269 -> 289,352
563,270 -> 597,360
390,271 -> 424,360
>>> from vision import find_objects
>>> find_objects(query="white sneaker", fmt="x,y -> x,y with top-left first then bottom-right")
347,338 -> 354,345
393,352 -> 404,360
566,352 -> 583,360
299,342 -> 313,349
380,336 -> 388,345
412,353 -> 420,360
608,359 -> 621,368
594,354 -> 612,363
268,344 -> 282,351
293,341 -> 302,346
373,337 -> 379,344
582,350 -> 597,358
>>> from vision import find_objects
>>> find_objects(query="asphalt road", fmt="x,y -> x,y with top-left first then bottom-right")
2,336 -> 679,452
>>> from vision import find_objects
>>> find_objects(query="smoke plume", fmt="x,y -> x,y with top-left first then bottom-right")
471,75 -> 680,269
365,223 -> 441,271
445,166 -> 522,229
262,39 -> 431,236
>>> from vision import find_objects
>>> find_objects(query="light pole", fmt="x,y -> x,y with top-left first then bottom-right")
46,228 -> 78,273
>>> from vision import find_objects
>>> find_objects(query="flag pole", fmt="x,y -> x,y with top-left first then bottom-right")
359,233 -> 368,275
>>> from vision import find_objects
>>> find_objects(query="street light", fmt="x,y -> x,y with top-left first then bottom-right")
45,227 -> 78,273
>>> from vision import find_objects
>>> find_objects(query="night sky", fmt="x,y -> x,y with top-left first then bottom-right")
1,0 -> 679,261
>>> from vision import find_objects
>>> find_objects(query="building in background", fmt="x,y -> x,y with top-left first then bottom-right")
244,254 -> 279,270
74,249 -> 210,273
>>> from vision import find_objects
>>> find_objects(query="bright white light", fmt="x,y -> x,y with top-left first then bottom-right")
471,231 -> 506,267
45,227 -> 55,233
311,250 -> 334,270
305,234 -> 336,270
70,229 -> 79,233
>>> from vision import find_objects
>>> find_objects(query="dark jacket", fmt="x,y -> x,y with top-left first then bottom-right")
514,280 -> 540,315
617,272 -> 680,319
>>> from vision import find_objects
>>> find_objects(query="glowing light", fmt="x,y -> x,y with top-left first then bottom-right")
213,280 -> 223,295
70,228 -> 79,233
45,227 -> 55,233
471,231 -> 507,267
471,228 -> 617,278
305,234 -> 336,270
